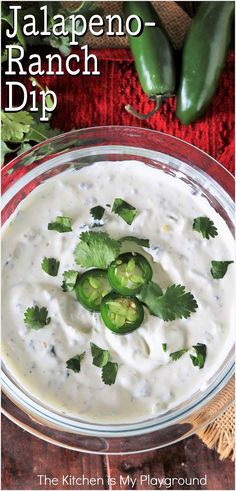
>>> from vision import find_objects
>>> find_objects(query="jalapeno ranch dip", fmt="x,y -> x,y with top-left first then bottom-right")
2,161 -> 234,423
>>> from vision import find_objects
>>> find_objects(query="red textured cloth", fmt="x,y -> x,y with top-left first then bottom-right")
3,48 -> 235,174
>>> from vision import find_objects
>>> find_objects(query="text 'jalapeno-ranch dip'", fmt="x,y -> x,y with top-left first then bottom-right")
2,161 -> 234,423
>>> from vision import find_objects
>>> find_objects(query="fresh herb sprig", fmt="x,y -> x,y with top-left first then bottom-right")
24,306 -> 51,330
210,260 -> 234,279
193,217 -> 218,239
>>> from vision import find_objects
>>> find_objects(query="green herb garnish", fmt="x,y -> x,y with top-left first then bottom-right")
90,205 -> 105,221
140,282 -> 198,321
112,198 -> 137,225
61,270 -> 79,292
42,257 -> 59,276
193,217 -> 218,239
190,343 -> 207,369
24,306 -> 51,330
101,361 -> 118,385
74,231 -> 121,269
162,343 -> 167,352
48,216 -> 72,233
210,260 -> 234,279
90,343 -> 110,368
121,236 -> 150,247
169,348 -> 188,361
66,352 -> 85,373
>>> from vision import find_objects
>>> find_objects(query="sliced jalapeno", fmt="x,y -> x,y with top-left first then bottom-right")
107,252 -> 153,296
75,269 -> 111,312
101,292 -> 144,334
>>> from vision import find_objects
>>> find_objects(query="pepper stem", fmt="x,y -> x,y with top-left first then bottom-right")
125,95 -> 168,120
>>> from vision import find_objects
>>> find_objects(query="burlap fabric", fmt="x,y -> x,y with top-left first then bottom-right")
61,0 -> 235,461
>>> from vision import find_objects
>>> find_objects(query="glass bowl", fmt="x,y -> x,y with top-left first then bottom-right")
1,126 -> 235,454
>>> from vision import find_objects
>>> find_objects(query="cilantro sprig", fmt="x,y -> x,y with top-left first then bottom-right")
210,260 -> 234,279
24,306 -> 51,330
62,270 -> 79,292
190,343 -> 207,369
121,236 -> 150,247
42,257 -> 60,276
112,198 -> 138,225
102,362 -> 119,385
169,348 -> 188,361
74,231 -> 121,269
90,205 -> 105,221
90,343 -> 110,368
193,217 -> 218,239
90,343 -> 118,385
140,282 -> 198,321
48,216 -> 72,233
66,352 -> 85,373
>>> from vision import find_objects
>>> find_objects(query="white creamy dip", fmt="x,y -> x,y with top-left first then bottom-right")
2,161 -> 234,423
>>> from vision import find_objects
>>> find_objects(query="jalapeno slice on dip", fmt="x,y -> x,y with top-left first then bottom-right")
101,292 -> 144,334
107,252 -> 153,296
75,269 -> 111,312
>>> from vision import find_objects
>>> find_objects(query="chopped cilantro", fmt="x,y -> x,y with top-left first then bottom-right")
61,270 -> 79,292
48,216 -> 72,233
140,282 -> 198,321
90,205 -> 105,221
66,352 -> 85,373
190,343 -> 207,369
169,348 -> 188,361
121,236 -> 150,247
193,217 -> 218,239
162,343 -> 167,352
24,306 -> 51,330
41,257 -> 59,276
112,198 -> 137,225
102,361 -> 118,385
90,343 -> 110,368
74,231 -> 121,269
210,260 -> 234,279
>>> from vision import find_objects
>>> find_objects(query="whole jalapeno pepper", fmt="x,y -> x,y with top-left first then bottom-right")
123,1 -> 176,119
176,1 -> 234,125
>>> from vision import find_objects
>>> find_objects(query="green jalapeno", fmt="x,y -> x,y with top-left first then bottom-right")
123,1 -> 176,119
108,252 -> 153,296
101,292 -> 144,334
176,1 -> 234,125
75,269 -> 111,312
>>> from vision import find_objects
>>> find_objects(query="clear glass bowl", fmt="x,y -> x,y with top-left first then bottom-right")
1,126 -> 235,454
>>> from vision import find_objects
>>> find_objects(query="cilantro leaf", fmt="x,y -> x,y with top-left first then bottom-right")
102,361 -> 118,385
42,257 -> 60,276
190,343 -> 207,369
162,343 -> 167,352
1,111 -> 33,143
90,343 -> 110,368
62,270 -> 79,292
121,236 -> 150,247
74,232 -> 121,269
169,348 -> 188,361
66,352 -> 85,373
1,141 -> 13,162
193,217 -> 218,239
48,216 -> 72,233
24,306 -> 51,330
112,198 -> 138,225
141,282 -> 198,321
210,260 -> 234,279
90,205 -> 105,221
139,281 -> 163,310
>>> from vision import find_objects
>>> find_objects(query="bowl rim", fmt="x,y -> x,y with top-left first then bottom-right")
2,125 -> 235,182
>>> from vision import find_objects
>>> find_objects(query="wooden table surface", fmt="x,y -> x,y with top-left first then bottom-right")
1,415 -> 234,490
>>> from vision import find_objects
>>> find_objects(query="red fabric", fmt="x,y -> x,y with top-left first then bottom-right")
3,48 -> 235,174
